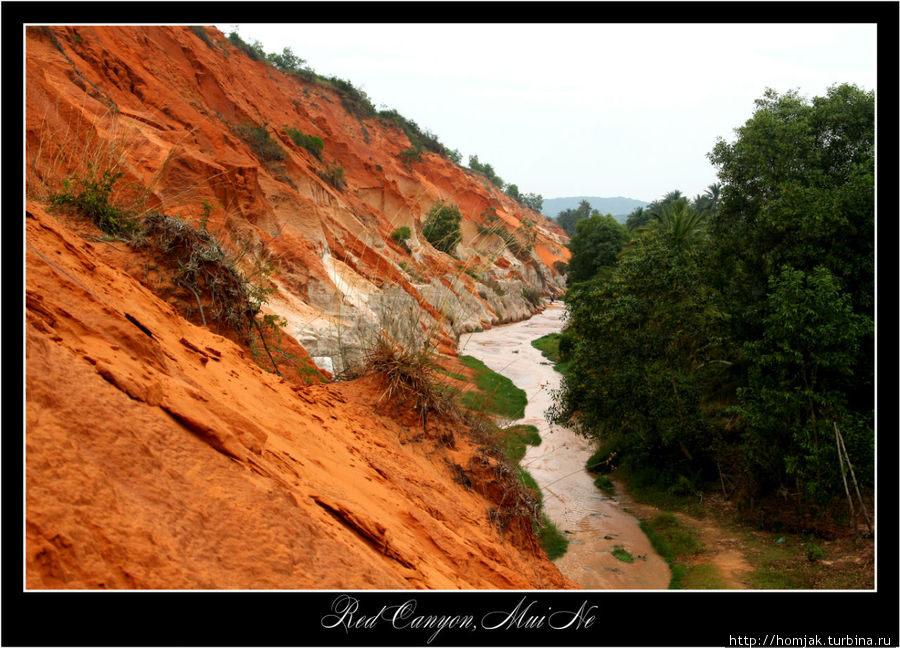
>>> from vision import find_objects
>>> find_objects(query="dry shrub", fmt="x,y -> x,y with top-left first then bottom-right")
140,212 -> 255,338
363,329 -> 460,446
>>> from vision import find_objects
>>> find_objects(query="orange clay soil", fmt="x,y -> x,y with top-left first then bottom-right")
25,201 -> 576,589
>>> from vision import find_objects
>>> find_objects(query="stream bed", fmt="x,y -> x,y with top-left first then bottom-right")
460,304 -> 671,589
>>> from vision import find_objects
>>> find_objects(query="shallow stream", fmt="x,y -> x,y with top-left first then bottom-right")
460,304 -> 670,589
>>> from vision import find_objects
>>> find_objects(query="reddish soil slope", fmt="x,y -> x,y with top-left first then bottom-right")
24,25 -> 574,589
26,202 -> 574,589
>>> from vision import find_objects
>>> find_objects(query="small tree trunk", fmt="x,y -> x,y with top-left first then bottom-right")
718,462 -> 728,499
252,317 -> 283,377
187,285 -> 207,328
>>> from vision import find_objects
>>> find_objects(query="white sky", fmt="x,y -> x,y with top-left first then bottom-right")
215,23 -> 876,203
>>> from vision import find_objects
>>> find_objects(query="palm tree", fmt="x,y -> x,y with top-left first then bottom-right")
663,189 -> 684,204
704,183 -> 722,213
625,206 -> 650,231
651,201 -> 706,247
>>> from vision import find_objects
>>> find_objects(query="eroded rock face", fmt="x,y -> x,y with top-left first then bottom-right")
25,25 -> 569,375
25,202 -> 575,590
25,25 -> 574,590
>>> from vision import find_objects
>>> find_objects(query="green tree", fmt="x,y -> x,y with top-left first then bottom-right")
551,228 -> 726,488
267,47 -> 305,74
708,84 -> 874,315
737,266 -> 873,503
704,183 -> 721,212
707,84 -> 874,508
521,193 -> 543,211
708,83 -> 874,412
565,212 -> 627,283
422,201 -> 462,255
625,206 -> 651,231
556,200 -> 594,236
649,200 -> 706,247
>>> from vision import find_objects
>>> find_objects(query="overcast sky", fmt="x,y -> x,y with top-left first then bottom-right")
214,23 -> 876,204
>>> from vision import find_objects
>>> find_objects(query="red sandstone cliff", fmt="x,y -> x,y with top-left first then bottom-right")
25,25 -> 574,589
26,24 -> 569,375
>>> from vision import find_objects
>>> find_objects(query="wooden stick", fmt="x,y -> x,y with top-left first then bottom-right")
833,420 -> 856,533
835,421 -> 873,537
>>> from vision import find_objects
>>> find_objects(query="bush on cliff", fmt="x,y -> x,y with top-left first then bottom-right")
49,169 -> 139,237
237,122 -> 286,162
285,127 -> 324,159
317,165 -> 345,191
422,201 -> 462,256
226,30 -> 266,61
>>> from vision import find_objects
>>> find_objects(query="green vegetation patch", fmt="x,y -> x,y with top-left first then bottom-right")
640,513 -> 705,589
531,333 -> 570,375
681,563 -> 728,589
517,466 -> 542,504
317,165 -> 345,191
741,532 -> 868,589
611,546 -> 634,563
593,475 -> 615,495
458,355 -> 526,419
285,127 -> 324,158
499,424 -> 541,463
49,170 -> 139,238
537,514 -> 569,561
435,367 -> 467,382
237,122 -> 286,162
422,201 -> 462,256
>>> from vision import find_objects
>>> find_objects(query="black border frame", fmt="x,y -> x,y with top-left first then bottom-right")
5,3 -> 898,646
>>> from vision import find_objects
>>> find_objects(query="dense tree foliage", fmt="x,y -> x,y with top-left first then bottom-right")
565,213 -> 628,284
737,266 -> 872,504
467,155 -> 504,188
557,200 -> 595,236
624,206 -> 651,231
552,84 -> 874,524
554,227 -> 726,486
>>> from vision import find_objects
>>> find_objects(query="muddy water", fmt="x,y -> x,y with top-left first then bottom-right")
460,305 -> 670,589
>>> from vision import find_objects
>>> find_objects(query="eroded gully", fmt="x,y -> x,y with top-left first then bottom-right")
459,304 -> 671,589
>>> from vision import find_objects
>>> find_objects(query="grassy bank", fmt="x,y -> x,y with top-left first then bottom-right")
639,513 -> 725,589
530,333 -> 570,375
458,355 -> 526,419
451,354 -> 568,560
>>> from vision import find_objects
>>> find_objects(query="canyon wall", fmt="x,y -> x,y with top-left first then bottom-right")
26,25 -> 569,375
25,25 -> 573,589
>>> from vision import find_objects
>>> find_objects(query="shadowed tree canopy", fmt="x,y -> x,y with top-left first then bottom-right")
565,212 -> 628,284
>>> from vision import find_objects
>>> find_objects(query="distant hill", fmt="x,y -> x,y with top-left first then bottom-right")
542,196 -> 649,224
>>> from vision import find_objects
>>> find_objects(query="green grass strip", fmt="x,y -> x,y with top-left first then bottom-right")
639,513 -> 704,589
536,514 -> 569,560
531,333 -> 570,375
458,355 -> 526,419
